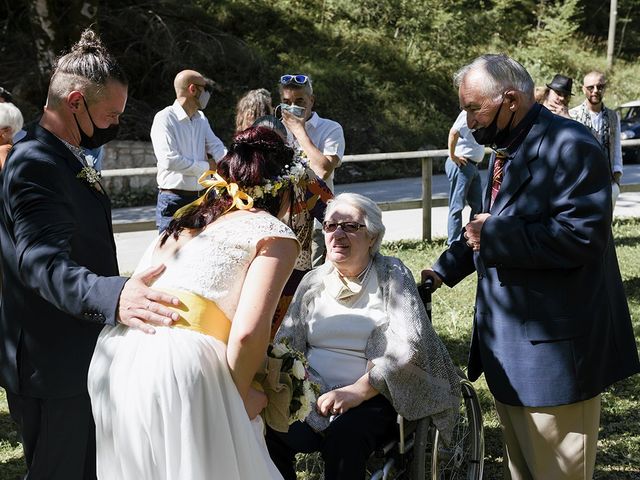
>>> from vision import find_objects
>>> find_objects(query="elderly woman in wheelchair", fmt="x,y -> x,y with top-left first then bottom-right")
265,193 -> 461,480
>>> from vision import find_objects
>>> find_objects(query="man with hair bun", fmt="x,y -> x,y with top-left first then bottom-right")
0,29 -> 180,479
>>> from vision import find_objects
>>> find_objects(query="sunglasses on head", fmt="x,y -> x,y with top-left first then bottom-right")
585,83 -> 606,92
322,221 -> 366,233
280,74 -> 309,86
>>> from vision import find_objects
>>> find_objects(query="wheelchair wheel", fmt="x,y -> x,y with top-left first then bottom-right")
429,378 -> 484,479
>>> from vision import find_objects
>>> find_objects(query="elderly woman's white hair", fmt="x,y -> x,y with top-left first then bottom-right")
325,192 -> 386,254
0,102 -> 24,139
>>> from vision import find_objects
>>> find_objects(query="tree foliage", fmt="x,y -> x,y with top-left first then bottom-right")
0,0 -> 639,153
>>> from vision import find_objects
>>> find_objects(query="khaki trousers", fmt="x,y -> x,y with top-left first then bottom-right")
495,395 -> 601,480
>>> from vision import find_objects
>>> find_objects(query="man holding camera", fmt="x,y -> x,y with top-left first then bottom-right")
278,73 -> 345,266
151,69 -> 227,232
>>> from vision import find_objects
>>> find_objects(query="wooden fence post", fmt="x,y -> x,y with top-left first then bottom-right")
421,156 -> 432,241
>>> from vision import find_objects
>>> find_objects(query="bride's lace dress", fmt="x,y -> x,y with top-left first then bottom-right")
88,213 -> 296,480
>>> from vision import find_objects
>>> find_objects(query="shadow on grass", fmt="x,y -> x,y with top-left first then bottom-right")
0,408 -> 25,480
480,424 -> 503,479
0,458 -> 25,480
0,411 -> 20,445
613,234 -> 640,248
622,276 -> 640,337
438,334 -> 473,372
622,276 -> 640,300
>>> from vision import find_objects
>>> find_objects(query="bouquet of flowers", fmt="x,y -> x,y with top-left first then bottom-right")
253,339 -> 320,433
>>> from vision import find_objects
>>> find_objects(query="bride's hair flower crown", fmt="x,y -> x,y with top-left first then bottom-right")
245,158 -> 307,199
174,158 -> 307,218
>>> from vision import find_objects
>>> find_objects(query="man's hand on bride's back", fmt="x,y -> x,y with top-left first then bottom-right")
117,264 -> 180,334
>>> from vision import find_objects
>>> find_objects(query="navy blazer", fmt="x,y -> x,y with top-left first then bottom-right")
0,123 -> 127,398
434,107 -> 640,407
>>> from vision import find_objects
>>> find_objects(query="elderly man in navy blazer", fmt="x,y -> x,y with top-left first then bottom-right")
423,54 -> 639,479
0,30 -> 180,479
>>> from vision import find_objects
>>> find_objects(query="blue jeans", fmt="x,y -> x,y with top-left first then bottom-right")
445,157 -> 482,245
155,190 -> 199,232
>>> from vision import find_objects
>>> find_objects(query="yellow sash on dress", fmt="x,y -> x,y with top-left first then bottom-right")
160,288 -> 231,344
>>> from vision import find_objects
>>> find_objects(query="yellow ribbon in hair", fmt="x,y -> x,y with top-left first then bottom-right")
174,170 -> 254,218
160,288 -> 232,343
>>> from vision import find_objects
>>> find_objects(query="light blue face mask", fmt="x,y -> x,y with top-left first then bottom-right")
277,103 -> 306,118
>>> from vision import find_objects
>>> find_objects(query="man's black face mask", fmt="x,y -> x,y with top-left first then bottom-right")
74,96 -> 119,149
472,98 -> 515,147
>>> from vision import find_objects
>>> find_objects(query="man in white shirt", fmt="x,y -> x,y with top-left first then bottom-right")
445,110 -> 484,245
570,71 -> 623,207
278,74 -> 345,266
151,69 -> 227,231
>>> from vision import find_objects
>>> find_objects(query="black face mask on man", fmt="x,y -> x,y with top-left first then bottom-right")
74,96 -> 119,149
472,97 -> 515,147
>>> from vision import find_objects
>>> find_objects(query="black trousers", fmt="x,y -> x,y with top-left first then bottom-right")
266,394 -> 397,480
6,390 -> 97,480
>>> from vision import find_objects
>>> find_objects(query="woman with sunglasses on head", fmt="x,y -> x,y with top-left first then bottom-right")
88,126 -> 301,480
266,193 -> 461,480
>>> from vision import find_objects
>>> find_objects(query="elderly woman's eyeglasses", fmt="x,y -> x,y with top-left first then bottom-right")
280,74 -> 309,86
322,221 -> 366,233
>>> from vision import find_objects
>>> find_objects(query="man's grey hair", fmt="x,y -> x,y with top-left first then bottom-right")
0,102 -> 24,136
325,192 -> 386,255
278,75 -> 314,97
47,28 -> 127,106
454,54 -> 534,99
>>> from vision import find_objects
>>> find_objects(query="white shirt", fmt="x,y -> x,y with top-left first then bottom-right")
151,100 -> 227,191
587,109 -> 623,175
289,112 -> 345,192
306,271 -> 386,389
451,111 -> 485,162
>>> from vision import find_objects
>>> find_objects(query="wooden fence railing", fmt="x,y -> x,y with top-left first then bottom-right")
106,139 -> 640,239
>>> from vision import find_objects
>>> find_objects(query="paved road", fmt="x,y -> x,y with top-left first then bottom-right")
114,164 -> 640,273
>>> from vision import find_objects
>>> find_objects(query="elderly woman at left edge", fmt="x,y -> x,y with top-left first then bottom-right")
266,193 -> 461,480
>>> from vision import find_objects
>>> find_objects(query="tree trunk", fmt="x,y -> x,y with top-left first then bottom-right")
27,0 -> 99,79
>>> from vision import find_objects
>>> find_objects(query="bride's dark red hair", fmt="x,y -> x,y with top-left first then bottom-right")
162,126 -> 294,243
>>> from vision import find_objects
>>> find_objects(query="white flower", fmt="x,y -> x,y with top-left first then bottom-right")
292,360 -> 306,380
249,186 -> 264,198
303,381 -> 316,405
271,343 -> 288,358
292,382 -> 316,422
77,166 -> 101,185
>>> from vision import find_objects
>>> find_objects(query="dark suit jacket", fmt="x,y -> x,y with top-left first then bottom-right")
0,123 -> 127,398
434,106 -> 640,407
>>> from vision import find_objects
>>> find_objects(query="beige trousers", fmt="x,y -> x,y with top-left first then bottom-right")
495,395 -> 601,480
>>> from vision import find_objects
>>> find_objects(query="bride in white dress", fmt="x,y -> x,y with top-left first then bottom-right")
87,127 -> 301,480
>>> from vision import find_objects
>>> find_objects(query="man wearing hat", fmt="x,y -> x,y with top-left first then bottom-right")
570,71 -> 623,207
543,74 -> 573,118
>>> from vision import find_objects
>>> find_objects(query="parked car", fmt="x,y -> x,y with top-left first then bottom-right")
617,100 -> 640,163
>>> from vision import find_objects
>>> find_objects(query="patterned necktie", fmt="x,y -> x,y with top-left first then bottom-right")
490,151 -> 507,208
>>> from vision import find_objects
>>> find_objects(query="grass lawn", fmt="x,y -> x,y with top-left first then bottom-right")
1,219 -> 639,479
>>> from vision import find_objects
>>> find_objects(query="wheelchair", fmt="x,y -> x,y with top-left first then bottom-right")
365,281 -> 484,480
295,280 -> 485,479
